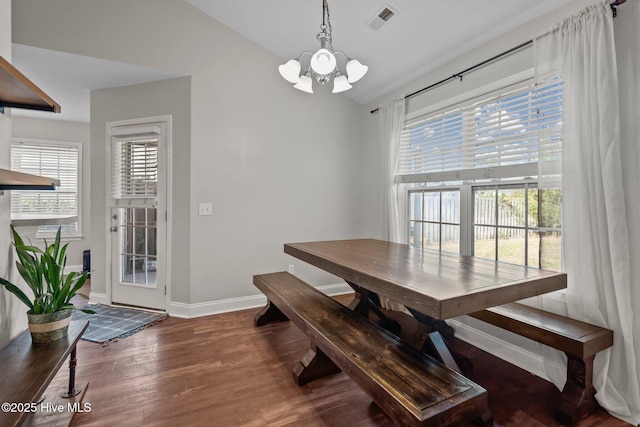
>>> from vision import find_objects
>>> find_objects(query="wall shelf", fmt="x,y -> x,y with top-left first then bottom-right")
0,54 -> 61,113
10,214 -> 78,227
0,168 -> 60,191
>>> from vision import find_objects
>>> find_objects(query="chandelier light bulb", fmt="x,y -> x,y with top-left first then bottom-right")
346,59 -> 368,83
294,73 -> 314,93
278,59 -> 301,84
310,48 -> 337,76
332,73 -> 352,93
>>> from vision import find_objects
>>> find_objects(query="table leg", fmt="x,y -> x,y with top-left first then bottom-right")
425,331 -> 462,374
345,282 -> 401,334
409,322 -> 474,377
345,281 -> 369,317
293,344 -> 341,386
62,346 -> 81,398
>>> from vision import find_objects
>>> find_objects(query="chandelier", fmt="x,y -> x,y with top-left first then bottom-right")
278,0 -> 368,94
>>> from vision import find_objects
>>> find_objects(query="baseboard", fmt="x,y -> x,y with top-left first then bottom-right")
88,292 -> 109,305
168,282 -> 353,319
64,264 -> 84,275
447,317 -> 564,382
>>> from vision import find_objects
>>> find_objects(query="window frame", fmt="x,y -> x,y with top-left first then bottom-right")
10,138 -> 83,240
400,71 -> 563,269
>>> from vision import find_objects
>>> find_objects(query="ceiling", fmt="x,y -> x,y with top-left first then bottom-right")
11,44 -> 182,123
11,0 -> 572,122
185,0 -> 572,105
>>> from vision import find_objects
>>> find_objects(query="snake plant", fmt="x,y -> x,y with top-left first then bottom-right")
0,225 -> 94,315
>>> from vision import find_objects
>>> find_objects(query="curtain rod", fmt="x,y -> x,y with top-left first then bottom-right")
370,0 -> 625,115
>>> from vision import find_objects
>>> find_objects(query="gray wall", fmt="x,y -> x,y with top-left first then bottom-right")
0,0 -> 22,348
12,0 -> 365,310
90,76 -> 191,304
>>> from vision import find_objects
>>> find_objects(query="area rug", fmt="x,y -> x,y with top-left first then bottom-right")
73,304 -> 168,345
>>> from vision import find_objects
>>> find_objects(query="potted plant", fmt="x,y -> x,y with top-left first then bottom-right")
0,225 -> 93,343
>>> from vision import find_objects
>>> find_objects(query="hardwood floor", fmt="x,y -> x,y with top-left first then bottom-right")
52,290 -> 631,427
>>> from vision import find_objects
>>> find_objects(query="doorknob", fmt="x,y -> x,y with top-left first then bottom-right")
110,226 -> 118,232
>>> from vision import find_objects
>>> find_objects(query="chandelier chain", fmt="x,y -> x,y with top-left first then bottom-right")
324,0 -> 333,37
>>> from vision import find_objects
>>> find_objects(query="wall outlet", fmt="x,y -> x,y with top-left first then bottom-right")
288,264 -> 295,275
198,202 -> 213,216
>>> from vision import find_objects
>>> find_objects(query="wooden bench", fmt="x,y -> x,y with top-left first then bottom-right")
0,319 -> 89,427
468,302 -> 613,426
254,272 -> 491,427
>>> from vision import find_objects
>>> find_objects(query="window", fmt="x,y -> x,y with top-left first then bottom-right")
409,189 -> 460,253
400,77 -> 563,269
111,131 -> 160,286
11,140 -> 82,238
111,134 -> 158,200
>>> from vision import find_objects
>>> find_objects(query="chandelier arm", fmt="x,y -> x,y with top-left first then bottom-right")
330,51 -> 349,73
296,51 -> 314,61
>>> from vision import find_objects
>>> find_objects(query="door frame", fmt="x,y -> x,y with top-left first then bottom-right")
104,115 -> 173,310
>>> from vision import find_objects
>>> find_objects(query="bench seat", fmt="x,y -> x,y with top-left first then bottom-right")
254,272 -> 490,427
468,302 -> 613,425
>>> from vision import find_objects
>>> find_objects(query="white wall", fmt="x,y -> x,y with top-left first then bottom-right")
12,0 -> 365,314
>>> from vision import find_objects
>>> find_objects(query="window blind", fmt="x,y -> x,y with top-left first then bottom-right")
11,142 -> 79,219
397,78 -> 563,182
111,134 -> 159,200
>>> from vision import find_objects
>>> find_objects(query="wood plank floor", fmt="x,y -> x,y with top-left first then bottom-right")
47,290 -> 631,427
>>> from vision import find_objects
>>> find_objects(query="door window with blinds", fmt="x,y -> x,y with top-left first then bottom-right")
111,134 -> 158,200
400,77 -> 563,269
111,129 -> 160,287
10,140 -> 81,237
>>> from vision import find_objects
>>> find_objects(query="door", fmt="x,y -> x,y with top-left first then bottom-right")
108,121 -> 168,310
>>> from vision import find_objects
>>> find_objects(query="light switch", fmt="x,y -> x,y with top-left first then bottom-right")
198,202 -> 213,216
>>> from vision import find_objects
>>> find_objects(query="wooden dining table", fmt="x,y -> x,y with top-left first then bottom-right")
285,238 -> 566,318
285,238 -> 567,370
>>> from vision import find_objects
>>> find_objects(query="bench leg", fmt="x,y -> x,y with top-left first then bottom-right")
293,344 -> 341,386
62,346 -> 81,398
254,300 -> 289,326
554,354 -> 597,426
472,407 -> 494,426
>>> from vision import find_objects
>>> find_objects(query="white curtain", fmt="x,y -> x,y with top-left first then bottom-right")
534,1 -> 640,424
379,96 -> 407,312
379,96 -> 406,243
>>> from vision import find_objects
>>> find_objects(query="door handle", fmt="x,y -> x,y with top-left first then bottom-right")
110,226 -> 118,232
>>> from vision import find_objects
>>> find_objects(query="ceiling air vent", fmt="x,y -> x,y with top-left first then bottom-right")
367,4 -> 398,32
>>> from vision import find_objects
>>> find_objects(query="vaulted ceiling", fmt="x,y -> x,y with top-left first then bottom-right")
12,0 -> 573,122
185,0 -> 572,104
